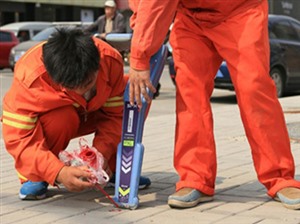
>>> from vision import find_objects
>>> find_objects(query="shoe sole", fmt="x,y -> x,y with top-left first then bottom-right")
274,196 -> 300,210
168,196 -> 213,208
282,203 -> 300,210
19,193 -> 47,200
273,196 -> 300,210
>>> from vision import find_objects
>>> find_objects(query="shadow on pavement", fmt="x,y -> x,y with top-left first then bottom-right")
210,94 -> 237,105
42,171 -> 278,210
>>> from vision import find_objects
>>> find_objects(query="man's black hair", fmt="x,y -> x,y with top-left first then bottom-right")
42,28 -> 100,89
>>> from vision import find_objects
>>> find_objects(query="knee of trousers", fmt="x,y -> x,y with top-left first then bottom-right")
39,105 -> 80,153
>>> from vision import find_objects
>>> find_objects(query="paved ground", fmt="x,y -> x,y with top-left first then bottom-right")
1,67 -> 300,224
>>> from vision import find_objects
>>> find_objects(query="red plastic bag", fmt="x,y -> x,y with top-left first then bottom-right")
59,138 -> 109,185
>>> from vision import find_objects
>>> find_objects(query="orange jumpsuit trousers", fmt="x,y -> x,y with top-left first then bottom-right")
171,1 -> 300,197
39,106 -> 117,173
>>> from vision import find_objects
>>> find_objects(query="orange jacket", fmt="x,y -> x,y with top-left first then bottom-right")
129,0 -> 265,70
1,37 -> 126,185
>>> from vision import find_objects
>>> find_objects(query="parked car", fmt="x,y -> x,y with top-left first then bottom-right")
9,26 -> 55,68
0,21 -> 53,42
0,30 -> 19,70
168,14 -> 300,97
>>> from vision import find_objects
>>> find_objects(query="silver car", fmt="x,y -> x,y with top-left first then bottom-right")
9,27 -> 57,69
0,21 -> 53,42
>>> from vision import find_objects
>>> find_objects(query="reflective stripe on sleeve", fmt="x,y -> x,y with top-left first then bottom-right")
103,96 -> 124,107
3,111 -> 37,123
2,111 -> 37,130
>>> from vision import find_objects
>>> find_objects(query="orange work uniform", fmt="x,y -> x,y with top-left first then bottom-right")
129,0 -> 300,197
1,37 -> 127,186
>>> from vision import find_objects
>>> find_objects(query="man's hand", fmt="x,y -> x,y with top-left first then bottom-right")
129,67 -> 156,108
56,166 -> 94,192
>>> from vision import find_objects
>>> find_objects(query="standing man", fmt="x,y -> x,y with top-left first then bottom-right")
128,0 -> 300,210
85,0 -> 126,40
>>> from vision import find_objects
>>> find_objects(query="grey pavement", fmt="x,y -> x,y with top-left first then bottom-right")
1,67 -> 300,224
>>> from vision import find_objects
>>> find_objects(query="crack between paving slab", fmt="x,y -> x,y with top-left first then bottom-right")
283,108 -> 300,114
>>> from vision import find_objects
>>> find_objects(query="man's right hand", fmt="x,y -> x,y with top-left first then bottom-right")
56,166 -> 94,192
129,67 -> 155,108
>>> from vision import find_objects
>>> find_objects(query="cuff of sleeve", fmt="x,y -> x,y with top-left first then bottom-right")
130,55 -> 151,70
45,159 -> 65,186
